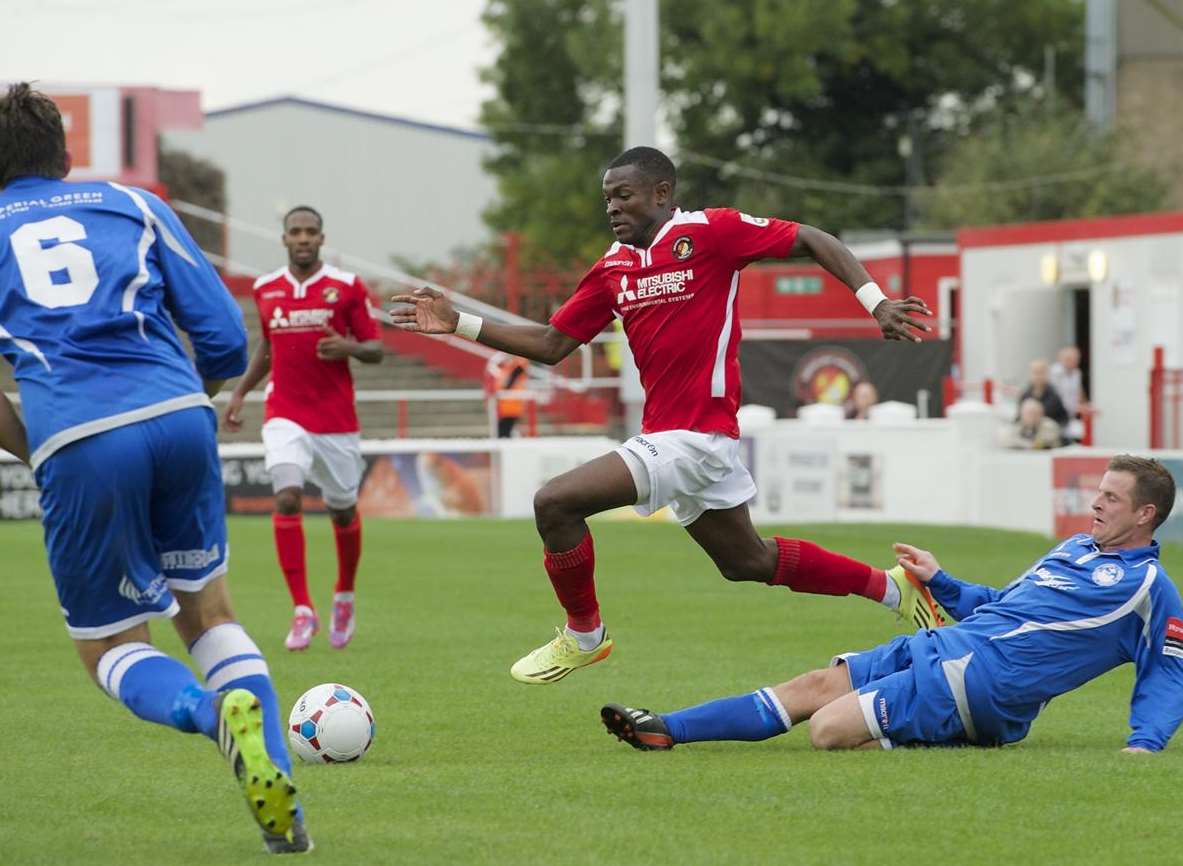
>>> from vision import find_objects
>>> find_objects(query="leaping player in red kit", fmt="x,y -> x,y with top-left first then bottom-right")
392,147 -> 934,683
225,206 -> 383,651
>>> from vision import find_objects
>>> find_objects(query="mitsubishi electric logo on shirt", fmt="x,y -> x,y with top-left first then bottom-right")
269,306 -> 333,331
616,270 -> 696,311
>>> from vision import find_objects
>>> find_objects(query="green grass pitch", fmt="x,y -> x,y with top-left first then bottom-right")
3,517 -> 1180,865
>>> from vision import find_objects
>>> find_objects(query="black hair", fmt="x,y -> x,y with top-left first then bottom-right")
283,205 -> 324,230
607,146 -> 676,191
0,83 -> 69,187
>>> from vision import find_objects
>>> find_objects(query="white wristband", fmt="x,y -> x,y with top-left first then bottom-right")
454,311 -> 483,341
855,281 -> 888,315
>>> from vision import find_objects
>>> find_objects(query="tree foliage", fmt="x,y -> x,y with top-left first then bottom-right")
157,146 -> 226,259
480,0 -> 1165,264
922,107 -> 1170,228
479,0 -> 624,266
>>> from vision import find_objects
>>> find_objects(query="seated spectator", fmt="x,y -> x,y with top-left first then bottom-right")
1050,345 -> 1089,441
1002,398 -> 1064,450
1017,359 -> 1069,428
847,380 -> 878,420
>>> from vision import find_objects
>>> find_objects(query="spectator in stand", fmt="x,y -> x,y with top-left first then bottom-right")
1002,398 -> 1064,450
1017,359 -> 1069,429
1050,346 -> 1089,442
847,381 -> 879,420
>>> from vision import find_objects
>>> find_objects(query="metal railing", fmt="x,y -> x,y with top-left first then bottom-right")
170,200 -> 620,394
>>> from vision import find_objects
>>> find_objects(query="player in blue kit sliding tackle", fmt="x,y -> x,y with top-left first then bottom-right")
603,455 -> 1183,753
0,84 -> 310,853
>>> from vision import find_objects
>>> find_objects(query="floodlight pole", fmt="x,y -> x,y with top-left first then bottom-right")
624,0 -> 659,148
619,0 -> 659,434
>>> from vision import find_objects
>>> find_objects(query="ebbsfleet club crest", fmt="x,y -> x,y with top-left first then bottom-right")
323,286 -> 340,304
672,235 -> 694,261
791,346 -> 869,411
1091,563 -> 1124,587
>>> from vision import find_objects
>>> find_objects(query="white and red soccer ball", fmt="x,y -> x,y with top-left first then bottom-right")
288,683 -> 375,763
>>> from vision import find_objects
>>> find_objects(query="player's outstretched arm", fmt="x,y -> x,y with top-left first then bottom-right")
389,287 -> 582,366
224,340 -> 272,432
895,541 -> 1005,620
789,225 -> 931,342
0,392 -> 29,465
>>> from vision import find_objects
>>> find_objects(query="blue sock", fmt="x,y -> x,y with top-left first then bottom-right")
97,643 -> 216,735
661,688 -> 791,744
190,623 -> 292,776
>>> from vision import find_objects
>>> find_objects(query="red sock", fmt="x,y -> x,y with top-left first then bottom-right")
273,512 -> 312,609
333,515 -> 362,594
769,537 -> 886,601
544,532 -> 601,632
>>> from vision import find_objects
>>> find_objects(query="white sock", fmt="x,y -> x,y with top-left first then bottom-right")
881,572 -> 901,610
565,624 -> 605,651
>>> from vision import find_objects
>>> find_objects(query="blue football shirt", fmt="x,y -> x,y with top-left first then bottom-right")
0,176 -> 247,468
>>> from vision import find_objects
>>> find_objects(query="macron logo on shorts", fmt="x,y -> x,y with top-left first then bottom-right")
632,435 -> 658,457
161,544 -> 221,571
118,574 -> 168,606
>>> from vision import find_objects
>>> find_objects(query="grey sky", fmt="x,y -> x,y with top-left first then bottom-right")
3,0 -> 496,130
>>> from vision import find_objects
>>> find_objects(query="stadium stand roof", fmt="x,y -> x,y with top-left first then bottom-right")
204,95 -> 490,141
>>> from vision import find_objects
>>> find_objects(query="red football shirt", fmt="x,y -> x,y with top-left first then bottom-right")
550,208 -> 798,438
252,264 -> 381,434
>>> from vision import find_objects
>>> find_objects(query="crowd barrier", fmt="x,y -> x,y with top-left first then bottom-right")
4,417 -> 1181,542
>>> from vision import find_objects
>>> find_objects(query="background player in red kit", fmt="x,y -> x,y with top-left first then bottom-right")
225,206 -> 383,650
391,147 -> 931,683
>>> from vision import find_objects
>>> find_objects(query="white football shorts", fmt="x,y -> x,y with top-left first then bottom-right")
616,429 -> 756,526
261,418 -> 365,509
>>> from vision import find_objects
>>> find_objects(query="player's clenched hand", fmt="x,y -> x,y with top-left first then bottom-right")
388,287 -> 459,335
873,296 -> 931,342
316,325 -> 355,360
893,542 -> 940,583
223,393 -> 245,433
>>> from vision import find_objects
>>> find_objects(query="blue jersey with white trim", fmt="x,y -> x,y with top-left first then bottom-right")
0,176 -> 247,467
926,534 -> 1183,750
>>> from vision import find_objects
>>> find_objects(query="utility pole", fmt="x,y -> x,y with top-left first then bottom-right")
1085,0 -> 1117,130
618,0 -> 659,434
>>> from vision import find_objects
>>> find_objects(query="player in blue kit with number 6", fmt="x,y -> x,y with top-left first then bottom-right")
0,83 -> 310,853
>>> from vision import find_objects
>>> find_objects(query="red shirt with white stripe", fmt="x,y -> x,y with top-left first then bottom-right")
252,264 -> 381,434
550,208 -> 798,438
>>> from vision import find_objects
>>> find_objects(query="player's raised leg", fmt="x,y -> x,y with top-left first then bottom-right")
684,505 -> 949,626
510,451 -> 639,683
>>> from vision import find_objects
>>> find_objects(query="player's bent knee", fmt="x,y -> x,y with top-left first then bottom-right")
274,487 -> 303,515
808,710 -> 844,750
716,550 -> 773,583
809,695 -> 869,750
533,484 -> 570,526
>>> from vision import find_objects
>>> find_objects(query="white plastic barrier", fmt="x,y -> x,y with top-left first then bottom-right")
5,429 -> 1180,539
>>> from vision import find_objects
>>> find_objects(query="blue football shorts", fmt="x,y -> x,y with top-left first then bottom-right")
834,632 -> 970,747
35,406 -> 228,639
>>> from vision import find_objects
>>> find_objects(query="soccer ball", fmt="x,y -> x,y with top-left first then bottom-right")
288,683 -> 375,763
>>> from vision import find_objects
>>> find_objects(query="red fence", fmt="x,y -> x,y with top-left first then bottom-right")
1150,346 -> 1183,449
